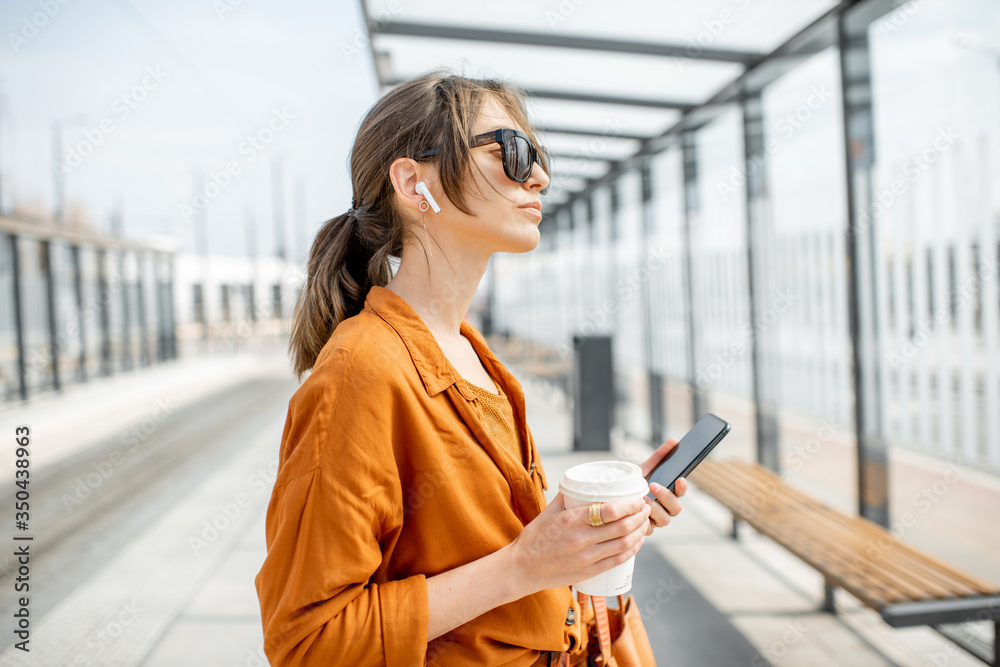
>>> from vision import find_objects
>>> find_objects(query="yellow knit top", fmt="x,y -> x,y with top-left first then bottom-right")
464,376 -> 526,469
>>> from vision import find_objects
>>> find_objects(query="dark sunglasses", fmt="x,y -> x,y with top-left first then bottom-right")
416,128 -> 542,183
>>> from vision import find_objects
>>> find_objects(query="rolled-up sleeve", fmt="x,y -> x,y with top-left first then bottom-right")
255,346 -> 430,666
256,464 -> 429,666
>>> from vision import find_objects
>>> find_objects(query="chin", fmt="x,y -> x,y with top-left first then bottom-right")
510,226 -> 541,253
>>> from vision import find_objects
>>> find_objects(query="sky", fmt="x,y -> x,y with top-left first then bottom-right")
0,0 -> 380,263
1,0 -> 997,264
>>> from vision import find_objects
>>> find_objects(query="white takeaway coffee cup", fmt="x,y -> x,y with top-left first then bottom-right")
559,460 -> 650,596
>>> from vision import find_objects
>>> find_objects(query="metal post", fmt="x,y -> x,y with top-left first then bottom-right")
993,620 -> 998,667
741,90 -> 781,473
10,234 -> 26,400
681,132 -> 707,421
272,156 -> 286,262
822,582 -> 836,613
167,253 -> 178,360
293,176 -> 306,265
97,249 -> 112,376
71,244 -> 86,382
588,193 -> 598,247
42,240 -> 60,391
245,206 -> 258,324
608,182 -> 621,335
120,251 -> 132,371
50,115 -> 87,224
484,255 -> 496,337
568,203 -> 582,345
838,11 -> 889,527
557,209 -> 573,349
52,122 -> 64,224
136,251 -> 150,366
606,182 -> 622,426
640,161 -> 666,446
195,173 -> 209,341
154,253 -> 165,362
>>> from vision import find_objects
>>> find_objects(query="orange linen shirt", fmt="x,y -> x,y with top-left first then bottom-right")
255,285 -> 586,666
464,376 -> 526,469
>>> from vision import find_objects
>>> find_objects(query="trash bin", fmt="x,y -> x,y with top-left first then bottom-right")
572,334 -> 613,451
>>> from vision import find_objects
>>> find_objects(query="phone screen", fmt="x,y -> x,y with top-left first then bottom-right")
645,414 -> 731,492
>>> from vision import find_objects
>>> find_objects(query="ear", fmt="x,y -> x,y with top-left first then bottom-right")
388,157 -> 432,212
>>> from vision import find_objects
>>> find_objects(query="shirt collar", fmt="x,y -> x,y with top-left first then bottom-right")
363,284 -> 512,400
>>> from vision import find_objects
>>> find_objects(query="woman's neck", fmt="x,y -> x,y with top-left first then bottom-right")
384,247 -> 488,340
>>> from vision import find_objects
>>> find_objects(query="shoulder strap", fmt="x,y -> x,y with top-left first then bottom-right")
579,592 -> 613,666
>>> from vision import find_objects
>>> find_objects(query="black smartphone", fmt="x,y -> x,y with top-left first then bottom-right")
645,413 -> 731,493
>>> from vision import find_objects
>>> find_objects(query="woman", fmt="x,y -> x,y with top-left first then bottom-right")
254,71 -> 689,666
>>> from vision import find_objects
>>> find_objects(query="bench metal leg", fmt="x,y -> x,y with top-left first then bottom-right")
822,582 -> 836,614
993,620 -> 997,667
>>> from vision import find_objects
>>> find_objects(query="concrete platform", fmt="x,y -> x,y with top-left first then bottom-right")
0,340 -> 995,665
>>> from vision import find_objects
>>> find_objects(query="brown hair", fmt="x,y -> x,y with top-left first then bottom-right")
288,70 -> 548,379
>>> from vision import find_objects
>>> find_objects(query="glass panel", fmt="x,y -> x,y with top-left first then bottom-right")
79,245 -> 103,379
868,0 -> 1000,473
0,235 -> 18,401
18,238 -> 52,393
51,241 -> 81,383
692,106 -> 751,403
760,46 -> 851,505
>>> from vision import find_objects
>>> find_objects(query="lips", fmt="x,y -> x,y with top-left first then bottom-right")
518,202 -> 543,217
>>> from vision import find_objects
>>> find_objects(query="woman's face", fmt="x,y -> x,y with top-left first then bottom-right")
430,95 -> 550,255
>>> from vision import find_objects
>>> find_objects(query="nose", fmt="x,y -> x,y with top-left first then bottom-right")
526,159 -> 550,192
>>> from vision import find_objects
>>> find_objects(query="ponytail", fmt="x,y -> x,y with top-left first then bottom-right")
288,208 -> 393,379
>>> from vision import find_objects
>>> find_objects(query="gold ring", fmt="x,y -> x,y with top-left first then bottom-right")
588,502 -> 604,527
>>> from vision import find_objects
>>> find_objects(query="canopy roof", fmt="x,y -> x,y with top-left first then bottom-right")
361,0 -> 858,212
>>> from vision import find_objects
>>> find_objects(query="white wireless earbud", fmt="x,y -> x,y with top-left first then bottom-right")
415,181 -> 441,214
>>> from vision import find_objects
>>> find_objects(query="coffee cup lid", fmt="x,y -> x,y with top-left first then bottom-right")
559,461 -> 649,501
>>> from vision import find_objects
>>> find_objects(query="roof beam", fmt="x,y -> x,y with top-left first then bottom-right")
383,80 -> 694,110
536,126 -> 651,141
371,21 -> 764,64
528,89 -> 693,110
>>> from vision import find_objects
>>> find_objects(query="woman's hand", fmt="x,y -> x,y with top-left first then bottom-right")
639,439 -> 689,536
506,493 -> 651,595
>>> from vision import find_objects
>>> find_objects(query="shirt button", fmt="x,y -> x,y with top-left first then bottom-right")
565,607 -> 576,625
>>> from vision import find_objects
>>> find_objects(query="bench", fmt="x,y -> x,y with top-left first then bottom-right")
690,458 -> 1000,665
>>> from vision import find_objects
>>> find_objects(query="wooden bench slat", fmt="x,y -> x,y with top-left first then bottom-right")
797,507 -> 988,598
746,507 -> 936,604
697,459 -> 993,593
817,509 -> 996,594
758,513 -> 950,604
690,459 -> 1000,611
707,466 -> 986,603
755,498 -> 978,601
721,460 -> 996,597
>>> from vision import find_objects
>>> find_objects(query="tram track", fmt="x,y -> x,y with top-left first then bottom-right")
0,375 -> 296,634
